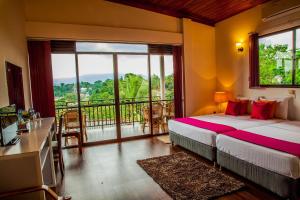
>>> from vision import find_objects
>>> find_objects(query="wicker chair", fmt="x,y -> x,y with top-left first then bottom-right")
164,101 -> 175,121
141,103 -> 164,133
63,110 -> 87,154
63,110 -> 88,143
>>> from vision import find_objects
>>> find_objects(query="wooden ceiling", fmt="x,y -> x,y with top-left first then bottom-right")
106,0 -> 271,26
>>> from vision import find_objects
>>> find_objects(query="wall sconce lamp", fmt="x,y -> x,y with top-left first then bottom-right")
236,42 -> 244,52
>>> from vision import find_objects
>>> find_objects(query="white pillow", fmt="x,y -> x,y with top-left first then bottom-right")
260,97 -> 290,120
274,97 -> 290,120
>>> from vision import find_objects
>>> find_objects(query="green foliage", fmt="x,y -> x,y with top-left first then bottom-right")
54,83 -> 75,97
259,43 -> 294,85
295,50 -> 300,85
90,79 -> 114,103
118,73 -> 147,100
54,73 -> 174,122
165,75 -> 174,99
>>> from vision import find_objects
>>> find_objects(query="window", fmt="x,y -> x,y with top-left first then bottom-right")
51,41 -> 181,143
258,28 -> 300,87
76,42 -> 148,53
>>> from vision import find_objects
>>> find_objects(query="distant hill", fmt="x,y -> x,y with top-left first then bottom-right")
54,74 -> 114,85
53,73 -> 149,85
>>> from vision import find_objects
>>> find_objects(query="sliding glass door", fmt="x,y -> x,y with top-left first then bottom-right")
150,55 -> 175,135
51,53 -> 78,147
77,54 -> 117,142
117,54 -> 150,138
51,42 -> 178,145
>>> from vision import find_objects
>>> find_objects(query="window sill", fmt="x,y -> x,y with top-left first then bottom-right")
255,85 -> 300,88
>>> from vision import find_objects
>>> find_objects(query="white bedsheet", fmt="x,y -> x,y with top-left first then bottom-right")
270,120 -> 300,132
216,121 -> 300,178
168,114 -> 282,147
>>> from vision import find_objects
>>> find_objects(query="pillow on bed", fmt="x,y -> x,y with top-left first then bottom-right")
225,101 -> 241,116
239,100 -> 250,115
274,97 -> 290,120
236,97 -> 253,114
251,101 -> 273,120
260,97 -> 290,119
258,100 -> 277,118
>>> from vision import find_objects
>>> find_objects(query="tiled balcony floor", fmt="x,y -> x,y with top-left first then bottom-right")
63,123 -> 169,146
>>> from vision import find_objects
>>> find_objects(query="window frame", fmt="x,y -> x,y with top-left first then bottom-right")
258,27 -> 300,88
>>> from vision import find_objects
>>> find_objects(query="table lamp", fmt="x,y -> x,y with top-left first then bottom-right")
214,91 -> 228,113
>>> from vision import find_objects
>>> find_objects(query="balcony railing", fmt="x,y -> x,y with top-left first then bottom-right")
55,97 -> 173,129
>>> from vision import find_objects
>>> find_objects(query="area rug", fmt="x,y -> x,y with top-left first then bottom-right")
156,135 -> 171,144
137,152 -> 244,200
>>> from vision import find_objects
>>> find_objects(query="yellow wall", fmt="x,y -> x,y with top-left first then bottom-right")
0,0 -> 31,108
183,19 -> 216,116
25,21 -> 183,45
216,5 -> 300,120
24,0 -> 182,44
24,0 -> 181,33
0,0 -> 218,115
25,0 -> 300,118
23,0 -> 217,116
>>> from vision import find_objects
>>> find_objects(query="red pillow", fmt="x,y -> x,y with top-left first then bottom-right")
225,101 -> 241,116
239,100 -> 249,115
258,100 -> 277,118
251,101 -> 273,120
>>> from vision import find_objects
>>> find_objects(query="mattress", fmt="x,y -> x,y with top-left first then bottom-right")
216,121 -> 300,179
168,114 -> 282,147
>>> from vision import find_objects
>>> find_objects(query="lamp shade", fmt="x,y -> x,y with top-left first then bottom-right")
214,92 -> 228,103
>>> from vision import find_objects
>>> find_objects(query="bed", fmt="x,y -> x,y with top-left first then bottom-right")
216,121 -> 300,199
168,114 -> 283,161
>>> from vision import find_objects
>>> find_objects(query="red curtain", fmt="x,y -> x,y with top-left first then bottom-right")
173,46 -> 184,118
249,33 -> 259,88
28,41 -> 55,117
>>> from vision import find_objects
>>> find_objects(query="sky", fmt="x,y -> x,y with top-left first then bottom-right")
76,42 -> 148,53
259,30 -> 299,50
51,53 -> 173,79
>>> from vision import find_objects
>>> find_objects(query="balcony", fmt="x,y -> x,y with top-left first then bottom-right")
55,98 -> 174,143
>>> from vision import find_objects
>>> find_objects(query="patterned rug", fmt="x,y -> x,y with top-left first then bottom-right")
137,152 -> 244,200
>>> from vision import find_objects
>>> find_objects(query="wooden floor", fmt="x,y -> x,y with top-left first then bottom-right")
56,137 -> 282,200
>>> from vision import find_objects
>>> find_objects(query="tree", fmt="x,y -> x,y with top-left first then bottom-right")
259,44 -> 292,85
165,74 -> 174,99
53,72 -> 175,122
119,73 -> 145,100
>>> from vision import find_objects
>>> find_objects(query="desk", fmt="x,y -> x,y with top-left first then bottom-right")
0,118 -> 56,200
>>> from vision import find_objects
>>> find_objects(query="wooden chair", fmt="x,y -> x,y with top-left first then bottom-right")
63,110 -> 88,144
141,103 -> 164,133
0,185 -> 71,200
53,115 -> 65,176
63,110 -> 87,154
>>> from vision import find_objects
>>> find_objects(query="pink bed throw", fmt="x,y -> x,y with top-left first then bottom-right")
222,130 -> 300,157
175,117 -> 236,133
